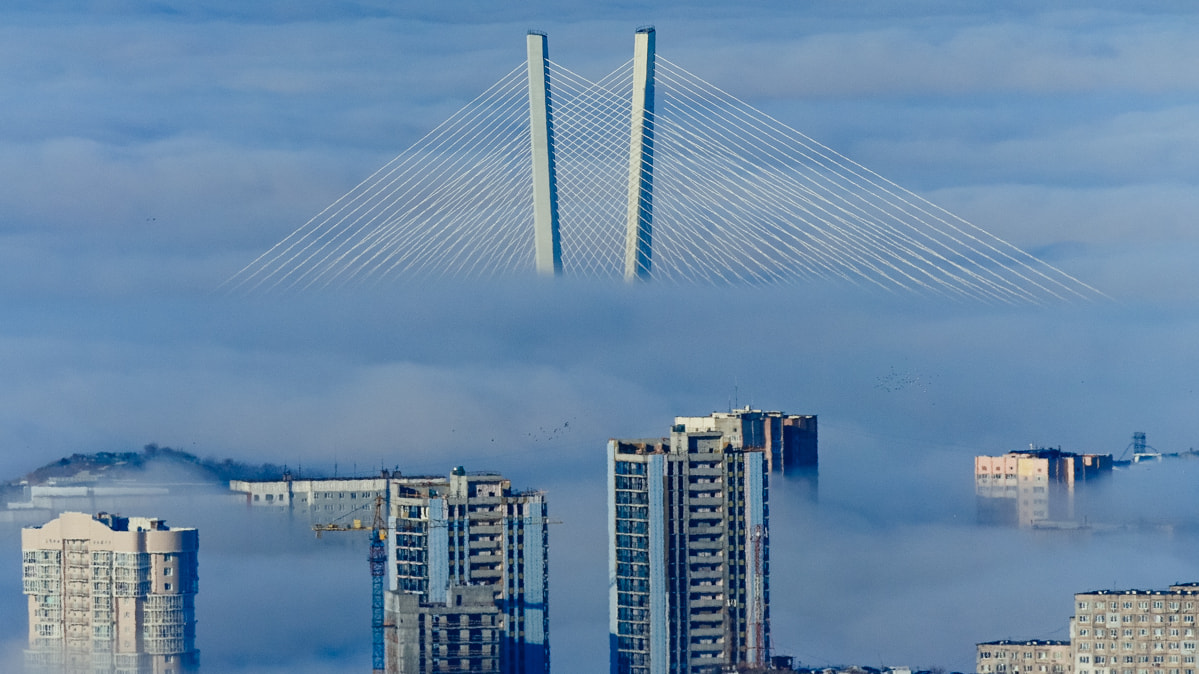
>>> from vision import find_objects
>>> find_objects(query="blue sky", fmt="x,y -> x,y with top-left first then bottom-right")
3,3 -> 1199,298
3,2 -> 1199,671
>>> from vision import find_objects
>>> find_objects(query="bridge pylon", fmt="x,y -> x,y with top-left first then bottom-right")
624,26 -> 656,282
526,30 -> 563,276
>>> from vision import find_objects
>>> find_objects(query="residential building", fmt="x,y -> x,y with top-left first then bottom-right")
22,511 -> 199,674
674,407 -> 817,477
385,468 -> 549,674
977,640 -> 1073,674
608,423 -> 770,674
1071,585 -> 1199,674
975,448 -> 1112,527
229,472 -> 392,520
386,585 -> 502,674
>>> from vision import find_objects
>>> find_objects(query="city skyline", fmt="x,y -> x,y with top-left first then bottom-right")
3,2 -> 1199,673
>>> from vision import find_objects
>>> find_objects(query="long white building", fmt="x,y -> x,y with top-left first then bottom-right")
22,511 -> 199,674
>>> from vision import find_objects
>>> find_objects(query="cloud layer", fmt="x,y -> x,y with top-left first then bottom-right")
3,2 -> 1199,672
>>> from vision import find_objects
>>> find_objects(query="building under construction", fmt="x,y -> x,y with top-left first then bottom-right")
384,468 -> 549,674
608,421 -> 770,673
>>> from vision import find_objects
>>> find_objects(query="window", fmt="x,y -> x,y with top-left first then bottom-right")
164,568 -> 172,576
164,583 -> 172,591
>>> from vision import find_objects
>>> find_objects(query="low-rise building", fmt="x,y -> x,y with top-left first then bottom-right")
977,640 -> 1073,674
229,473 -> 392,521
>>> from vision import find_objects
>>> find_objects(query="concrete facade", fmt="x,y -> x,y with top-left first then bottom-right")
1071,585 -> 1199,674
978,640 -> 1073,674
229,475 -> 391,520
526,30 -> 562,277
608,424 -> 770,674
975,448 -> 1112,527
674,407 -> 817,477
22,511 -> 199,674
386,585 -> 502,674
385,468 -> 549,674
623,26 -> 656,282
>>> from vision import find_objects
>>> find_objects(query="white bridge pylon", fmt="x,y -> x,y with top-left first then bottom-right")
226,29 -> 1106,303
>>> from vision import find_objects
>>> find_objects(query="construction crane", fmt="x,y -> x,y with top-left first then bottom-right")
313,495 -> 388,674
750,524 -> 768,668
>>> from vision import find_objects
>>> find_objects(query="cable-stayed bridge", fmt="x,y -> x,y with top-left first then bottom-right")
227,28 -> 1104,303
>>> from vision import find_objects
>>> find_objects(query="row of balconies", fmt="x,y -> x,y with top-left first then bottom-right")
431,617 -> 495,628
23,578 -> 61,594
689,625 -> 726,638
429,645 -> 498,657
430,632 -> 497,644
689,567 -> 724,580
143,636 -> 189,655
143,608 -> 187,625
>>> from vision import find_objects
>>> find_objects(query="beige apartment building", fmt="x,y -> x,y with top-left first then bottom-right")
975,448 -> 1111,527
22,511 -> 199,674
977,639 -> 1073,674
1071,585 -> 1199,674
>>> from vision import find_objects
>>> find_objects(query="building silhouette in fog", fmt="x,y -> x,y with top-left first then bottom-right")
22,511 -> 199,674
608,420 -> 770,673
674,408 -> 816,477
384,468 -> 548,674
975,448 -> 1111,527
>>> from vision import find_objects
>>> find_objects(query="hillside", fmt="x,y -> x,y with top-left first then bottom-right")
19,444 -> 287,486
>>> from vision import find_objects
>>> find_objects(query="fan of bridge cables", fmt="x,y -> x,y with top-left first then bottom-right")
224,56 -> 1106,303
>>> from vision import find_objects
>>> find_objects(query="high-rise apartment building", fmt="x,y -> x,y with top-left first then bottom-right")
384,468 -> 549,674
674,408 -> 816,477
608,423 -> 770,674
1071,584 -> 1199,674
22,511 -> 199,674
975,448 -> 1112,527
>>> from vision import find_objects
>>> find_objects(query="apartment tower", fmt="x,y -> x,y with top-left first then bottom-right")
674,408 -> 817,476
975,448 -> 1112,527
1071,584 -> 1199,674
608,423 -> 770,674
22,511 -> 199,674
384,468 -> 549,674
